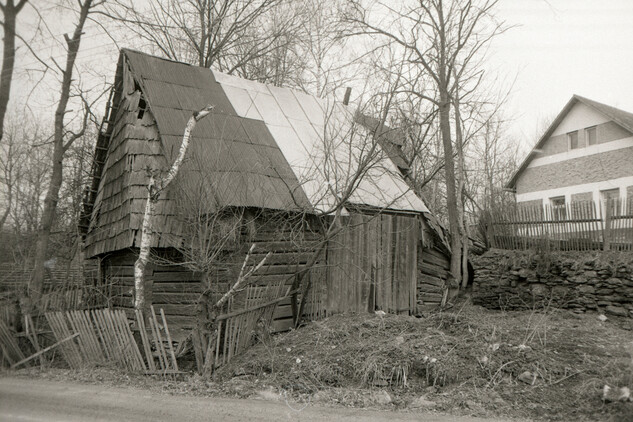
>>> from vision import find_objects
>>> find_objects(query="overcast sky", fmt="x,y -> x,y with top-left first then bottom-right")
9,0 -> 633,159
489,0 -> 633,150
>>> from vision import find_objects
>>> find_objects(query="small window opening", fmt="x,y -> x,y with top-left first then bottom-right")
550,196 -> 567,220
137,96 -> 147,120
586,126 -> 597,145
568,131 -> 579,150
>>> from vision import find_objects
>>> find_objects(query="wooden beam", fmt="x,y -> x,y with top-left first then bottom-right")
11,333 -> 79,369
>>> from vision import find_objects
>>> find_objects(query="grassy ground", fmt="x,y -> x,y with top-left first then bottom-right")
213,300 -> 633,421
7,301 -> 633,421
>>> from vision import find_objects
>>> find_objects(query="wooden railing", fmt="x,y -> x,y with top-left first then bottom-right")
482,199 -> 633,251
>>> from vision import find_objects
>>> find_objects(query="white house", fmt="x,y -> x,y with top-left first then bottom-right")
506,95 -> 633,214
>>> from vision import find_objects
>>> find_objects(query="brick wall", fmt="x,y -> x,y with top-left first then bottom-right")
571,192 -> 593,202
517,199 -> 542,208
472,249 -> 633,317
515,146 -> 633,194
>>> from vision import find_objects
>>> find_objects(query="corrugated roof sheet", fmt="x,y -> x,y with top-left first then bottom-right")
212,67 -> 428,213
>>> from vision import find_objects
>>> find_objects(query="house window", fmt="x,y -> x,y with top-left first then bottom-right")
568,131 -> 579,149
586,126 -> 597,146
550,196 -> 566,220
601,188 -> 620,217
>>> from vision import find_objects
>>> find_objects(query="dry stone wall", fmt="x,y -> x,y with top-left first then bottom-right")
472,249 -> 633,317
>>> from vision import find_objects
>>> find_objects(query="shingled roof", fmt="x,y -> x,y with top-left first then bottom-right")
84,49 -> 428,256
506,95 -> 633,189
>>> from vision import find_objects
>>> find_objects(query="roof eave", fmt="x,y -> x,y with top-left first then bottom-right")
507,95 -> 582,190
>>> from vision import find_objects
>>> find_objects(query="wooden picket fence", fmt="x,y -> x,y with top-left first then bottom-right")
45,309 -> 145,370
0,318 -> 26,366
194,280 -> 288,373
44,308 -> 177,373
483,199 -> 633,251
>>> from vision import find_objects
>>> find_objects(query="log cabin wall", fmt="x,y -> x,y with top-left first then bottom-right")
417,246 -> 451,310
102,212 -> 325,340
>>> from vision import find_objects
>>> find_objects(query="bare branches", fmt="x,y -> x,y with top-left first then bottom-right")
213,244 -> 272,312
29,0 -> 101,306
345,0 -> 506,293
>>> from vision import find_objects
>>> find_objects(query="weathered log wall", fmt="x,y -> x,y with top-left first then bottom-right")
417,246 -> 451,310
104,213 -> 325,338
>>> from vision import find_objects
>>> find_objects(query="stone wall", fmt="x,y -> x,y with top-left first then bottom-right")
471,249 -> 633,317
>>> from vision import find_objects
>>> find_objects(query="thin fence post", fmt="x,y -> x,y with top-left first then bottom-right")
604,199 -> 612,251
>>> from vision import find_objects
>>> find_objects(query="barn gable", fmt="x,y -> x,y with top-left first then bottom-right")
83,49 -> 430,258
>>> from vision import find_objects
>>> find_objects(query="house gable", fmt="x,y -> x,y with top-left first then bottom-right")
507,95 -> 633,194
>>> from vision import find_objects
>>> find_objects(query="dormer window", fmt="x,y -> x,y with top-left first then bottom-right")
568,131 -> 579,150
137,96 -> 147,120
586,126 -> 597,145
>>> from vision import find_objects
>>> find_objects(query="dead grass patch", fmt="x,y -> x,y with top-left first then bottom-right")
215,302 -> 633,421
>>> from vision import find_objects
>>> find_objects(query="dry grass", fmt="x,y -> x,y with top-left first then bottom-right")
8,301 -> 632,421
215,301 -> 633,421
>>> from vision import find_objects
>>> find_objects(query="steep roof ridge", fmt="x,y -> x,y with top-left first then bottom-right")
573,95 -> 633,134
506,95 -> 633,189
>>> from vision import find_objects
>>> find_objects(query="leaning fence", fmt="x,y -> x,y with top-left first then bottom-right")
193,280 -> 289,374
482,199 -> 633,251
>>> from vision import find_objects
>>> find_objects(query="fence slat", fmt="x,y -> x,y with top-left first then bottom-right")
484,200 -> 632,252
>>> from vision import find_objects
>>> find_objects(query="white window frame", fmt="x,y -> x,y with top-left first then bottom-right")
568,130 -> 579,150
585,126 -> 597,146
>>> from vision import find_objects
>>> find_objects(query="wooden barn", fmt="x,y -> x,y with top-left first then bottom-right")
81,49 -> 451,339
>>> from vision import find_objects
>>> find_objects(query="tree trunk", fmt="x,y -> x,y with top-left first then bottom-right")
438,89 -> 461,296
134,105 -> 214,312
30,0 -> 93,306
0,0 -> 27,143
452,74 -> 469,289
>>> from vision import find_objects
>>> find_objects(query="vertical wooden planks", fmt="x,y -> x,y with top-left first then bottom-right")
135,309 -> 155,371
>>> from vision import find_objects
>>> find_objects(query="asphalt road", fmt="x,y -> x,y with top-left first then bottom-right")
0,376 -> 515,421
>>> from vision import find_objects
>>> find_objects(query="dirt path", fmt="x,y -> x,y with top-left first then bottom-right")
0,376 -> 517,422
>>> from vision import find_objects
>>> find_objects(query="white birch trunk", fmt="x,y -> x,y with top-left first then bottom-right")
134,105 -> 214,312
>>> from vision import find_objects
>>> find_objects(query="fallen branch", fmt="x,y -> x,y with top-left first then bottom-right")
548,370 -> 584,387
11,333 -> 79,369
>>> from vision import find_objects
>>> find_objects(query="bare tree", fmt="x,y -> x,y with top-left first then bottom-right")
0,0 -> 27,143
29,0 -> 102,307
345,0 -> 505,294
103,0 -> 289,71
0,119 -> 23,232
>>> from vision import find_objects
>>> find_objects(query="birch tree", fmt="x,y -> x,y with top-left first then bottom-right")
134,105 -> 214,312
